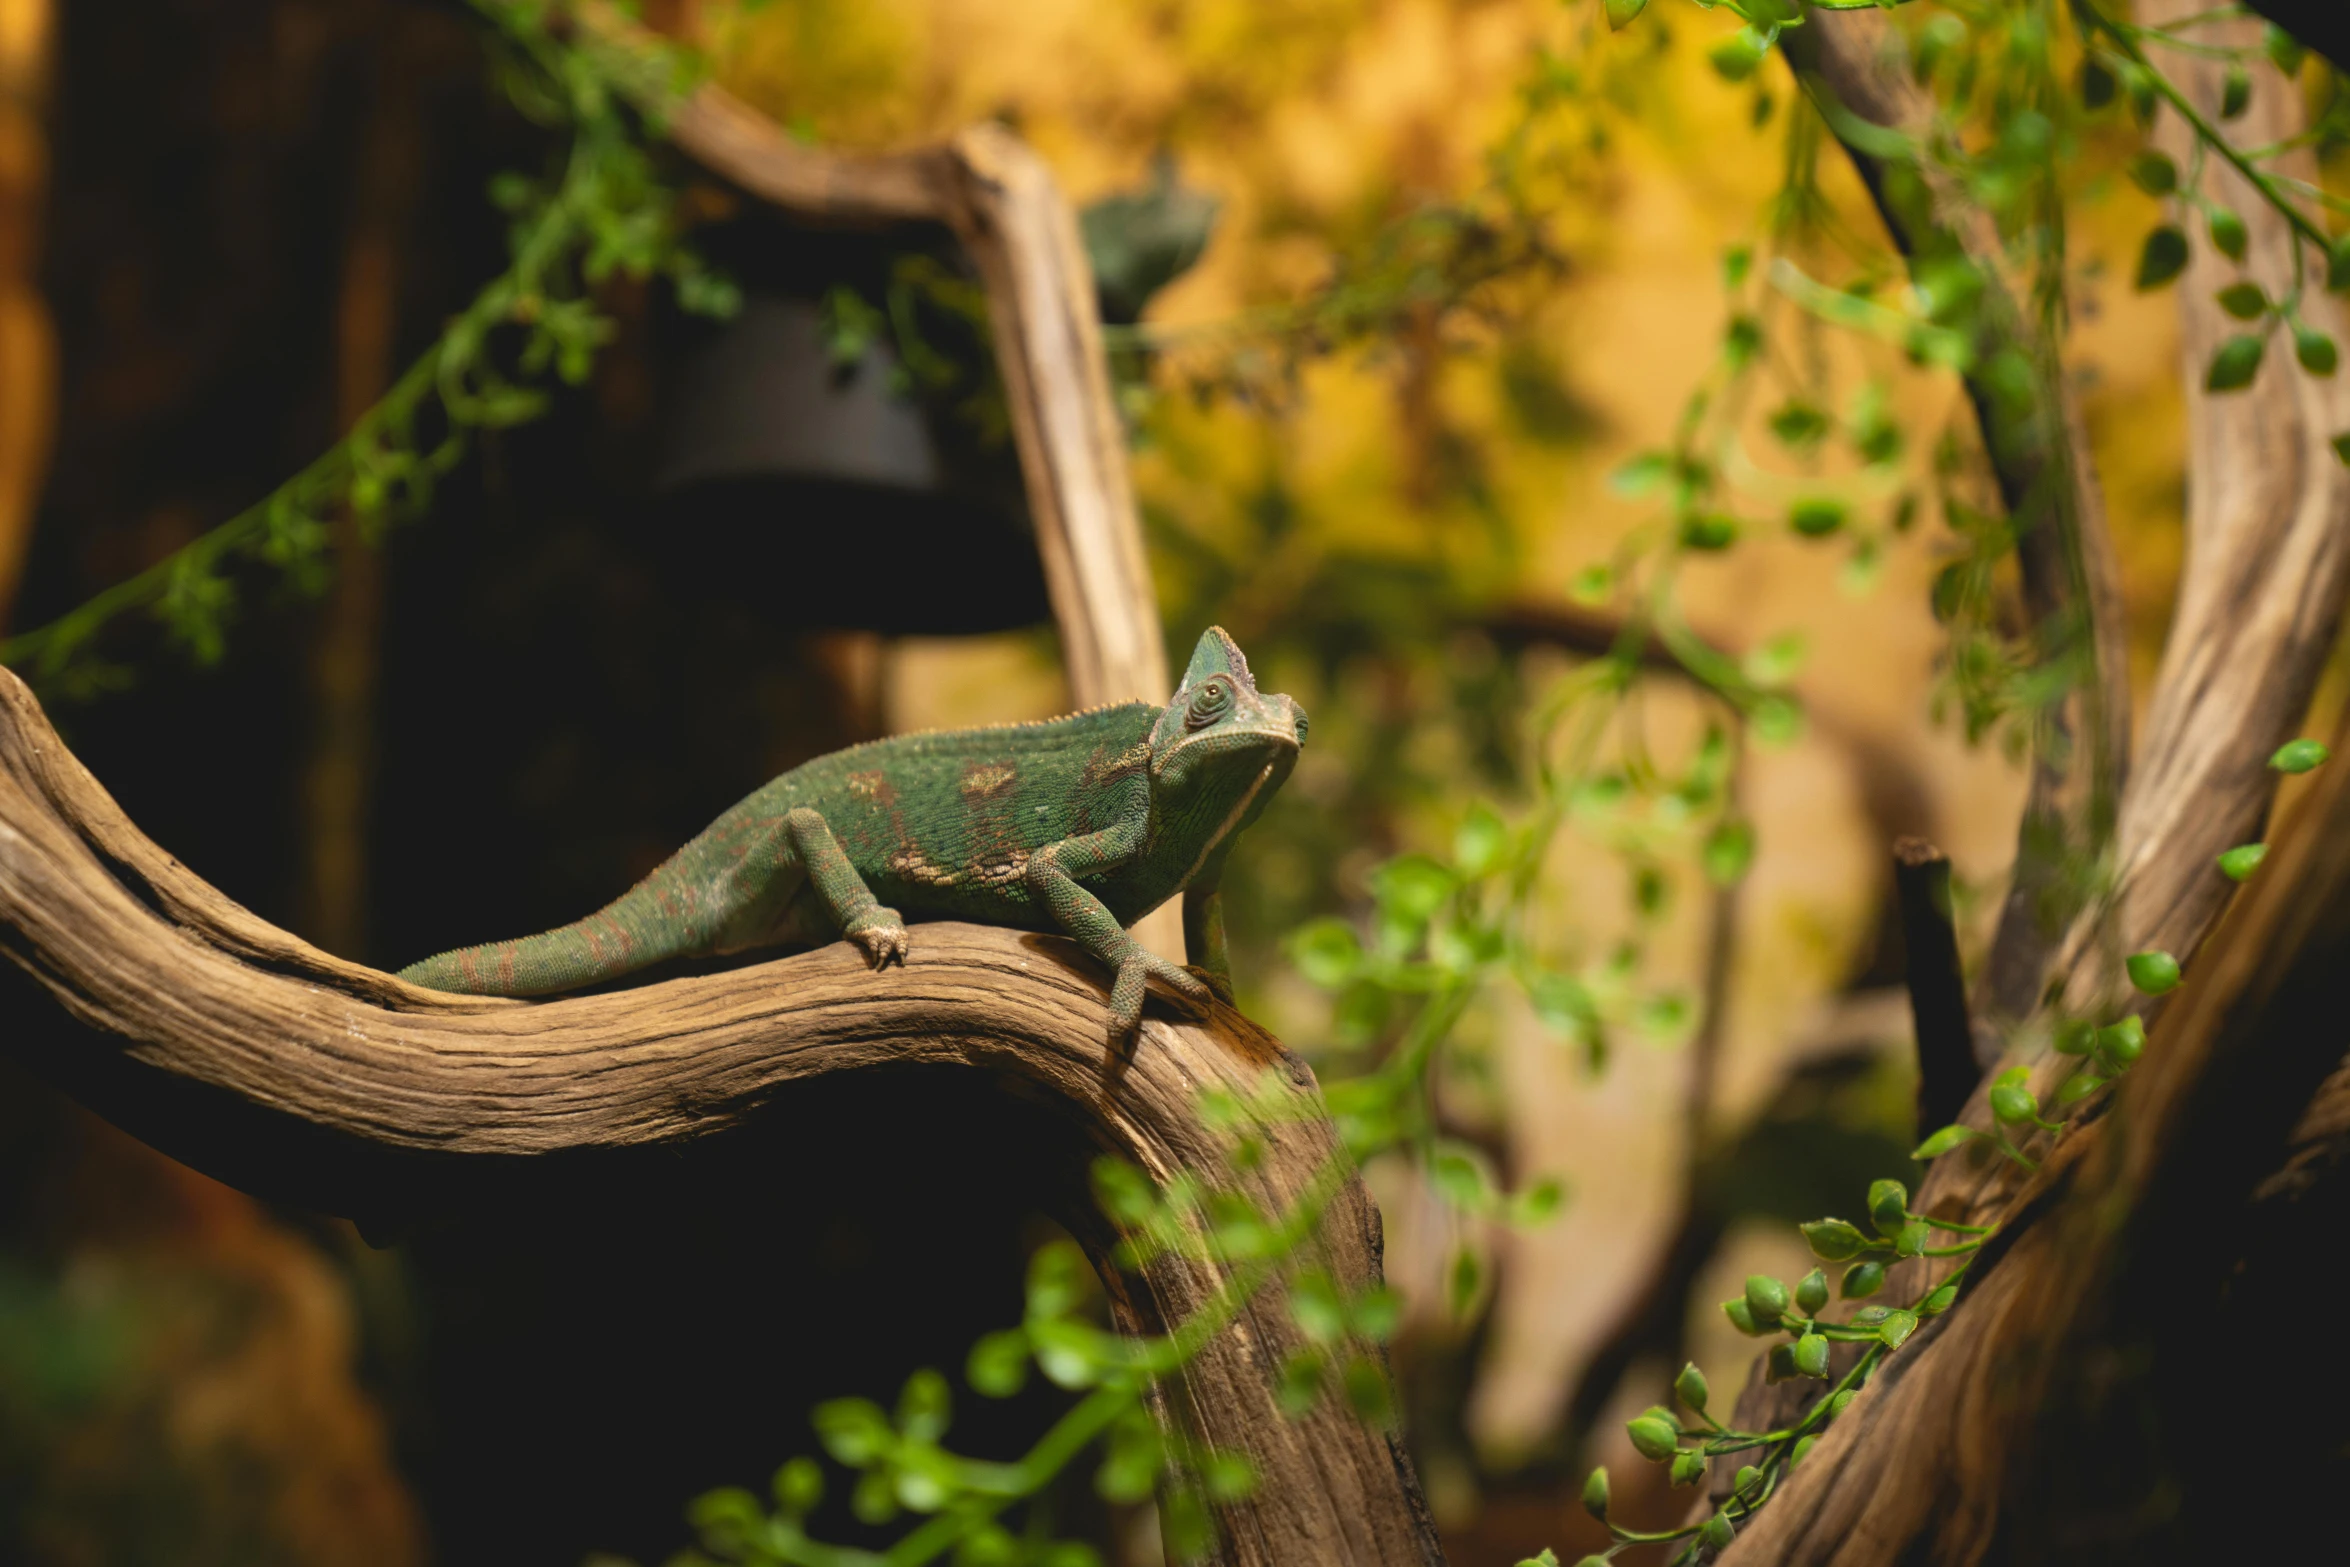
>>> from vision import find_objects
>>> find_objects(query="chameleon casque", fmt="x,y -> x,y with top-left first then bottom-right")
399,627 -> 1305,1042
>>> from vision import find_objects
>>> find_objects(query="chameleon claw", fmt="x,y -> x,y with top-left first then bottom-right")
1106,949 -> 1213,1046
846,908 -> 910,969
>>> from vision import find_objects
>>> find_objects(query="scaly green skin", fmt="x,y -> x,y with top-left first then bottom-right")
399,628 -> 1306,1043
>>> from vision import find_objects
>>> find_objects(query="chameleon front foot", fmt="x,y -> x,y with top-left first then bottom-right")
1106,948 -> 1215,1046
845,907 -> 910,968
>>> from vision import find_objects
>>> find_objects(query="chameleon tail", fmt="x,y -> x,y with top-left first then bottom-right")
397,870 -> 703,997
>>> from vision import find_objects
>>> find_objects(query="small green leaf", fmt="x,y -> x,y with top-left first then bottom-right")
2216,282 -> 2269,320
1792,1332 -> 1831,1378
2126,151 -> 2177,196
1912,1124 -> 1976,1159
2209,207 -> 2249,261
1867,1179 -> 1909,1237
1627,1414 -> 1680,1462
1516,1552 -> 1563,1567
1570,564 -> 1613,603
1276,1349 -> 1326,1417
2329,236 -> 2350,294
1842,1260 -> 1886,1299
1679,512 -> 1739,551
1896,1218 -> 1931,1257
2078,56 -> 2116,109
1604,0 -> 1648,29
2220,63 -> 2251,119
2272,738 -> 2330,773
2053,1018 -> 2096,1056
2298,326 -> 2339,376
1744,1274 -> 1789,1322
1669,1449 -> 1707,1488
1341,1354 -> 1393,1423
1795,1268 -> 1830,1314
2097,1014 -> 2146,1067
813,1398 -> 894,1467
1702,818 -> 1756,885
2058,1069 -> 2108,1106
1722,1296 -> 1766,1336
1673,1360 -> 1712,1414
2205,333 -> 2265,392
2267,23 -> 2309,76
1791,497 -> 1847,537
967,1330 -> 1029,1398
2136,226 -> 2189,290
1448,1245 -> 1482,1317
1989,1083 -> 2038,1124
1879,1309 -> 1920,1349
1709,27 -> 1770,83
1455,802 -> 1510,878
2218,843 -> 2268,881
2126,950 -> 2181,995
1752,694 -> 1804,746
1920,1283 -> 1959,1316
2335,434 -> 2350,467
1700,1512 -> 1735,1551
1581,1465 -> 1611,1519
1802,1218 -> 1869,1261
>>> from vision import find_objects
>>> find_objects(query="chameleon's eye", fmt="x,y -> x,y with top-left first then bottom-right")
1186,678 -> 1232,730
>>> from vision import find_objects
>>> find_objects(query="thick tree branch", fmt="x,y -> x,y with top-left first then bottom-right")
1718,14 -> 2350,1561
0,665 -> 1440,1567
1717,610 -> 2350,1566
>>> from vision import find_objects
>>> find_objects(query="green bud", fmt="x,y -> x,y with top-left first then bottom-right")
2097,1014 -> 2146,1067
1675,1361 -> 1711,1413
2220,62 -> 2251,119
1744,1274 -> 1789,1322
1723,1296 -> 1764,1336
1801,1218 -> 1869,1261
1867,1179 -> 1908,1237
1733,1464 -> 1763,1496
2057,1070 -> 2107,1106
2052,1018 -> 2095,1056
1911,1124 -> 1975,1160
1920,1284 -> 1959,1316
1989,1083 -> 2039,1124
2271,738 -> 2330,774
1851,1305 -> 1892,1328
1793,1332 -> 1831,1379
1765,1343 -> 1799,1384
1670,1449 -> 1707,1488
1700,1513 -> 1735,1551
2217,843 -> 2267,882
1790,1434 -> 1818,1467
1628,1415 -> 1680,1462
1680,513 -> 1739,551
2126,950 -> 2181,995
1842,1260 -> 1886,1299
1796,1268 -> 1829,1315
2209,207 -> 2249,263
1581,1465 -> 1610,1519
1896,1218 -> 1930,1257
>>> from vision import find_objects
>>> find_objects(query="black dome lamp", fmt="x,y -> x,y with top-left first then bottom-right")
649,219 -> 1050,636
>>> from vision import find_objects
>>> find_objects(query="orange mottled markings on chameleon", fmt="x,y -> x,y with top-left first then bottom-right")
888,845 -> 962,888
847,769 -> 894,802
959,761 -> 1017,800
498,942 -> 518,992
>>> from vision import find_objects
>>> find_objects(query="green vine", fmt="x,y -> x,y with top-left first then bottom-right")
0,0 -> 737,698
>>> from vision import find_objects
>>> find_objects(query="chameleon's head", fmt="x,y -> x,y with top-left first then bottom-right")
1149,628 -> 1307,804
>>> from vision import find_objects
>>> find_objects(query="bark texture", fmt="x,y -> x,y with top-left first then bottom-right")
0,663 -> 1440,1567
1716,10 -> 2350,1563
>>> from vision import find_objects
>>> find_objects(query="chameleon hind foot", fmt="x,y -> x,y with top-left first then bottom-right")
1106,947 -> 1215,1046
845,906 -> 910,968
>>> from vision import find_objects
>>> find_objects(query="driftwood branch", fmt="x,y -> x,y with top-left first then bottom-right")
0,665 -> 1440,1567
1718,12 -> 2350,1562
1716,631 -> 2350,1565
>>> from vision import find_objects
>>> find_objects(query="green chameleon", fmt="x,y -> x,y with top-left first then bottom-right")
399,628 -> 1305,1042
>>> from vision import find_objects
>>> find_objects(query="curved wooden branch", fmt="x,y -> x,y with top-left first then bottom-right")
1720,16 -> 2350,1560
0,665 -> 1440,1567
1716,602 -> 2350,1566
